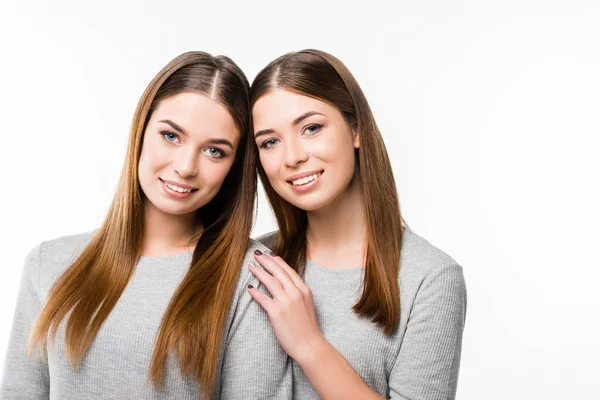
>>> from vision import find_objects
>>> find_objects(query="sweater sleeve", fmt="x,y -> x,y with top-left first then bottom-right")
388,262 -> 467,400
0,244 -> 50,399
217,245 -> 292,399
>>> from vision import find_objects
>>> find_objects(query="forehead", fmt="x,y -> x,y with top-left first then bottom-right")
252,89 -> 333,128
152,92 -> 240,140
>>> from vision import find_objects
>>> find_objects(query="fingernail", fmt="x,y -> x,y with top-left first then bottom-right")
249,261 -> 259,268
248,284 -> 254,289
254,249 -> 263,255
269,251 -> 277,257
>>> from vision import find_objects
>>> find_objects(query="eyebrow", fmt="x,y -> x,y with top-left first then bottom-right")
254,128 -> 274,139
159,119 -> 234,149
205,138 -> 234,149
159,119 -> 187,135
254,111 -> 325,139
292,111 -> 325,126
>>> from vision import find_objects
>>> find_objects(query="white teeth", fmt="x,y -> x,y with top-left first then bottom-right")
165,182 -> 192,193
291,172 -> 322,186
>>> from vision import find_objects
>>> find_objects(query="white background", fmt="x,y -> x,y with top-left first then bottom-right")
1,1 -> 599,398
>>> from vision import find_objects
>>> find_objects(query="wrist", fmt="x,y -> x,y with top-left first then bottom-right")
292,333 -> 329,368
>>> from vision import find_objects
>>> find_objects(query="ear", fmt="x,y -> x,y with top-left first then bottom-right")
353,130 -> 360,149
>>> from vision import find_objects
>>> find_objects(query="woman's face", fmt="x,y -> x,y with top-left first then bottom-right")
253,89 -> 359,211
138,92 -> 240,217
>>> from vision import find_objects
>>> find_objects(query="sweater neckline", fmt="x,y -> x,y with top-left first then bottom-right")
306,259 -> 365,284
304,226 -> 412,280
138,250 -> 194,266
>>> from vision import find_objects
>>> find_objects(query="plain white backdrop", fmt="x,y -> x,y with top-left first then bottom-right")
1,1 -> 599,398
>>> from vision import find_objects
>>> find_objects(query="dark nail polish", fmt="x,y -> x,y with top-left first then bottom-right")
269,251 -> 277,257
254,249 -> 263,255
248,284 -> 254,289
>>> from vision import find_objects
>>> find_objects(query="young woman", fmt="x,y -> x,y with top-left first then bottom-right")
0,52 -> 290,399
247,49 -> 467,400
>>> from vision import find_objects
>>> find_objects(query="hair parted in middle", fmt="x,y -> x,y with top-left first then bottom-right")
250,49 -> 404,334
30,51 -> 256,396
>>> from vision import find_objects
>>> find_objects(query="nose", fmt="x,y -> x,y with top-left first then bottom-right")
173,147 -> 199,178
284,137 -> 309,168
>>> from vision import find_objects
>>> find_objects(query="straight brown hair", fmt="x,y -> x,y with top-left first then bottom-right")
29,51 -> 256,396
250,49 -> 403,334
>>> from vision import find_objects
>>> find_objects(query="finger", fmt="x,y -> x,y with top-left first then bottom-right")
254,251 -> 298,292
268,253 -> 316,312
266,251 -> 308,290
248,261 -> 286,300
247,284 -> 275,315
266,253 -> 315,318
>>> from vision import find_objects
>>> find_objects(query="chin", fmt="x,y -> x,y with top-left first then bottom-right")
295,203 -> 324,212
156,204 -> 196,216
146,195 -> 198,216
284,194 -> 331,212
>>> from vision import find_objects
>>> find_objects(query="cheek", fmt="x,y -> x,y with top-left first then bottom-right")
317,136 -> 356,174
201,160 -> 234,190
339,143 -> 357,168
307,136 -> 339,164
138,147 -> 151,181
259,151 -> 281,180
139,139 -> 168,176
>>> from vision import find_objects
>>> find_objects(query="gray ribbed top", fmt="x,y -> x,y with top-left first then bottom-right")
0,231 -> 292,399
257,227 -> 467,399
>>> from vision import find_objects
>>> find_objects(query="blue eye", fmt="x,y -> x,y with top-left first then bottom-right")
304,124 -> 323,136
260,138 -> 280,149
160,131 -> 179,143
204,147 -> 226,158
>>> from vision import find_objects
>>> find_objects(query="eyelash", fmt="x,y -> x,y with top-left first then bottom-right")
203,147 -> 226,158
304,123 -> 323,136
259,123 -> 323,149
260,138 -> 280,149
160,131 -> 226,158
160,131 -> 180,144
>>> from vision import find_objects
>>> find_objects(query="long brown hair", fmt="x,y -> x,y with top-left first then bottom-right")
251,49 -> 403,334
30,51 -> 256,395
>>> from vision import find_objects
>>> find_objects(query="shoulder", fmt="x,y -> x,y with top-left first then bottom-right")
229,237 -> 274,298
31,230 -> 97,285
253,231 -> 278,250
398,227 -> 466,305
233,237 -> 274,282
38,230 -> 96,263
38,230 -> 95,256
244,236 -> 273,261
400,227 -> 463,276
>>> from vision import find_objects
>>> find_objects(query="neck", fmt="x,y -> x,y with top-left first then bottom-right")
141,202 -> 202,257
306,173 -> 366,268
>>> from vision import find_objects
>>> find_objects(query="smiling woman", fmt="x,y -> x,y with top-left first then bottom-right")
253,90 -> 359,210
0,52 -> 291,399
138,92 -> 240,244
248,49 -> 467,400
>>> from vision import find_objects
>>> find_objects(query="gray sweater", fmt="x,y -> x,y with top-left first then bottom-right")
0,231 -> 291,400
257,227 -> 467,400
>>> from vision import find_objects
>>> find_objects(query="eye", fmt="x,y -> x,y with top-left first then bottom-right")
160,131 -> 180,143
203,146 -> 226,158
303,123 -> 323,136
260,138 -> 280,149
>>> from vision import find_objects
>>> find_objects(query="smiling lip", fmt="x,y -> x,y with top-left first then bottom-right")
287,170 -> 323,193
286,170 -> 324,182
160,179 -> 198,199
160,179 -> 197,190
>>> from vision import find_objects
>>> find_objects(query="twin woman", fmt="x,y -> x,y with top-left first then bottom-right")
0,50 -> 467,399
